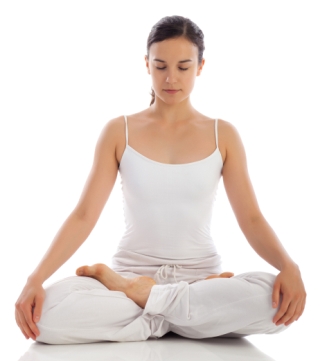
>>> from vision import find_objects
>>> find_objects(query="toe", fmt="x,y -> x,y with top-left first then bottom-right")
205,274 -> 220,280
76,265 -> 90,276
93,263 -> 108,276
205,272 -> 234,280
219,272 -> 234,278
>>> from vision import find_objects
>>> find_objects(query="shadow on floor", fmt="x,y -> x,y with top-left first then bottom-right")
18,332 -> 275,361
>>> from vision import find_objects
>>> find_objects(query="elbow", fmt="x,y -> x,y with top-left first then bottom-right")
238,213 -> 264,232
73,208 -> 98,228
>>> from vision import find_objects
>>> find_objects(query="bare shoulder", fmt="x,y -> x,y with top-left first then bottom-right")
219,118 -> 249,176
218,118 -> 239,138
101,115 -> 133,166
72,115 -> 126,222
217,119 -> 262,225
217,118 -> 243,164
99,114 -> 126,146
101,115 -> 125,140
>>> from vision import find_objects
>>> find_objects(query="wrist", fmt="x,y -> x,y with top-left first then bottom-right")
280,260 -> 299,272
27,273 -> 45,285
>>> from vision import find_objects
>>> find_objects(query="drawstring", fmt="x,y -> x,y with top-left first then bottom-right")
156,264 -> 182,283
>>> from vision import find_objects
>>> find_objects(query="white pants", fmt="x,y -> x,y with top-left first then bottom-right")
36,270 -> 289,344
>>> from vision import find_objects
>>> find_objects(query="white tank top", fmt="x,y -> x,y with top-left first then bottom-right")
111,115 -> 224,280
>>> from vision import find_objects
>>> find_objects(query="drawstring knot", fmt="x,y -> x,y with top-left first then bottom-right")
156,264 -> 182,283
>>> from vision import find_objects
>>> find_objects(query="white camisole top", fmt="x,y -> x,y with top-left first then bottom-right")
111,115 -> 224,283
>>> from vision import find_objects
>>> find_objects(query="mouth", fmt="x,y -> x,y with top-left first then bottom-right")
164,89 -> 180,94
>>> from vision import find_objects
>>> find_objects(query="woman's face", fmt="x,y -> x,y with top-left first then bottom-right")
145,37 -> 205,105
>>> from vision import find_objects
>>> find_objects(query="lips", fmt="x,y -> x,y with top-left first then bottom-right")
164,89 -> 180,94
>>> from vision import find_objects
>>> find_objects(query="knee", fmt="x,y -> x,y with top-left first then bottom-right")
236,271 -> 292,334
36,324 -> 64,345
259,297 -> 292,335
235,271 -> 276,293
34,290 -> 66,344
35,311 -> 65,344
267,321 -> 291,335
34,277 -> 80,344
257,271 -> 276,288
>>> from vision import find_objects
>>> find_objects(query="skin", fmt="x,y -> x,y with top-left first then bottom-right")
15,36 -> 306,341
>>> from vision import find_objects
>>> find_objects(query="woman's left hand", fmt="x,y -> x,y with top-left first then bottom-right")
272,263 -> 306,326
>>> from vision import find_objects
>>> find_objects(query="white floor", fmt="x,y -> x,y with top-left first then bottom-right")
15,335 -> 280,361
5,312 -> 321,361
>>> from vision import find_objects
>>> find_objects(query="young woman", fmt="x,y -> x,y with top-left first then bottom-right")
15,15 -> 306,344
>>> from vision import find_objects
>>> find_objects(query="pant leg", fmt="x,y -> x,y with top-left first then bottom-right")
142,271 -> 290,339
36,275 -> 170,344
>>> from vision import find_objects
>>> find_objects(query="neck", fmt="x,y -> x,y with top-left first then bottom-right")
149,96 -> 198,125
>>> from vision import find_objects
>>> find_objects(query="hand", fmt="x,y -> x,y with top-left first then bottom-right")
15,279 -> 45,340
272,263 -> 306,326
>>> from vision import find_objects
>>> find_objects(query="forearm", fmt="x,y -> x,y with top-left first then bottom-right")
241,215 -> 297,271
28,211 -> 96,284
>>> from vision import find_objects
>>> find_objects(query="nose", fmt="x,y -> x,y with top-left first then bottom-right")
165,70 -> 178,85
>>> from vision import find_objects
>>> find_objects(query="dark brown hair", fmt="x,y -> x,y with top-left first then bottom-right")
146,15 -> 205,106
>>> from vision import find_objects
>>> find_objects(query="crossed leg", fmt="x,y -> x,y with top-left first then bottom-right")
36,264 -> 288,344
36,274 -> 151,344
76,264 -> 288,338
75,263 -> 234,308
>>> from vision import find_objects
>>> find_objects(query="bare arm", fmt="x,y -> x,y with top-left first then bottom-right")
15,116 -> 123,340
238,216 -> 295,271
220,120 -> 293,268
28,212 -> 100,284
221,120 -> 306,326
28,118 -> 120,284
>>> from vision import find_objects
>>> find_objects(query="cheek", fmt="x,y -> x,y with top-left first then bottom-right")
151,73 -> 163,86
185,75 -> 196,88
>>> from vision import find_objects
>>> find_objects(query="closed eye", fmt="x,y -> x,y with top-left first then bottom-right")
156,67 -> 189,71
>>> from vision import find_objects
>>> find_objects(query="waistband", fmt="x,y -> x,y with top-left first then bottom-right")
111,248 -> 223,284
111,247 -> 222,268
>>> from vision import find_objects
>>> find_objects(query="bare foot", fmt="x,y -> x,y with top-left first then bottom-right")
76,263 -> 156,309
205,272 -> 234,280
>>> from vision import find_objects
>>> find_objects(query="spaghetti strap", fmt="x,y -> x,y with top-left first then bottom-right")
214,118 -> 218,149
124,115 -> 128,147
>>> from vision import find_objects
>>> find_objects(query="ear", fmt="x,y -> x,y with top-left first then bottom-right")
196,58 -> 205,76
145,55 -> 150,74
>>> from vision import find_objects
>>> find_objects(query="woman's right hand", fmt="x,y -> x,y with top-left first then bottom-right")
15,278 -> 45,340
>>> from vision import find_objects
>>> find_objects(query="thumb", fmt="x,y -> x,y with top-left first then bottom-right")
272,278 -> 280,308
33,294 -> 44,323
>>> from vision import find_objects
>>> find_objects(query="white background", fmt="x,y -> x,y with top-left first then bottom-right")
1,1 -> 327,359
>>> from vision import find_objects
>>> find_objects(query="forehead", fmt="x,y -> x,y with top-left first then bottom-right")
149,37 -> 198,61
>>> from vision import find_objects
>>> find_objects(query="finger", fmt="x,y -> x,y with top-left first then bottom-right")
16,305 -> 34,339
296,299 -> 306,321
16,309 -> 34,339
21,304 -> 39,339
276,300 -> 298,326
273,296 -> 290,324
21,330 -> 29,339
32,293 -> 44,324
285,301 -> 303,326
15,310 -> 29,339
271,279 -> 280,309
302,298 -> 306,313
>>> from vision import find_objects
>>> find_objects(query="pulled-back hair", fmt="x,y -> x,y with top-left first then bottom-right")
146,16 -> 205,106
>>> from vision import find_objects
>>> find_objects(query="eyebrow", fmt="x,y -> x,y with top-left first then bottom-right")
153,58 -> 193,63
